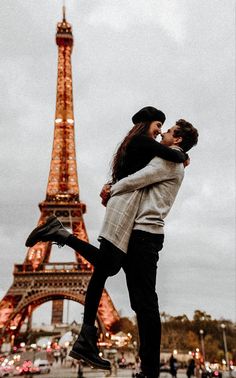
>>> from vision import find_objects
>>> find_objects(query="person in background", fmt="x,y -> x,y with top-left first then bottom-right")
169,354 -> 178,378
186,358 -> 195,378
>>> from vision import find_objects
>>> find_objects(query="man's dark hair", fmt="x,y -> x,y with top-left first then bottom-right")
174,119 -> 199,152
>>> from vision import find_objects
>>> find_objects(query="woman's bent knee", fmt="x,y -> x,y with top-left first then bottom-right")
107,263 -> 122,277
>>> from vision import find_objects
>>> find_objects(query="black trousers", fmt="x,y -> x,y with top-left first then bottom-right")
66,235 -> 124,325
124,230 -> 164,378
66,231 -> 164,378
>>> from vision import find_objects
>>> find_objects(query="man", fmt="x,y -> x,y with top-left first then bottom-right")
99,120 -> 198,378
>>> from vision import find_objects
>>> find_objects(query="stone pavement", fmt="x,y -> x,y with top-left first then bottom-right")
40,365 -> 133,377
34,365 -> 188,378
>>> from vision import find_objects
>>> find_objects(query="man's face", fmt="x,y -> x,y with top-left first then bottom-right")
161,125 -> 180,146
147,121 -> 163,139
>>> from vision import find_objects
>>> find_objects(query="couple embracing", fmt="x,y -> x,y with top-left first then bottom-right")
26,106 -> 198,378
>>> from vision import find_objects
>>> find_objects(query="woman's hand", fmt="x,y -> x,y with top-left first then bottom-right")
183,157 -> 190,168
100,183 -> 111,207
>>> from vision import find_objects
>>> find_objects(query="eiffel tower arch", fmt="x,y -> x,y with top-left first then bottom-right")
0,7 -> 119,342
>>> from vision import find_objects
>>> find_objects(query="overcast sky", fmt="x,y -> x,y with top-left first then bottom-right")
0,0 -> 235,326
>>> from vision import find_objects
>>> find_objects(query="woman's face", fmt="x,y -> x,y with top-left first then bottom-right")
147,121 -> 163,139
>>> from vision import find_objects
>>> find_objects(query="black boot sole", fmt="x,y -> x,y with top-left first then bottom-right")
69,350 -> 111,370
25,215 -> 58,247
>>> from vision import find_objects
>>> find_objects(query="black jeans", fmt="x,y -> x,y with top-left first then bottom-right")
124,230 -> 164,378
83,239 -> 124,325
66,235 -> 124,325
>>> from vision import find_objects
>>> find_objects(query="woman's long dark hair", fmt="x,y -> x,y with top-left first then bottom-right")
111,121 -> 151,183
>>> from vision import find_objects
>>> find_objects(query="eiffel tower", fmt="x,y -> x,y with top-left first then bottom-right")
0,7 -> 119,341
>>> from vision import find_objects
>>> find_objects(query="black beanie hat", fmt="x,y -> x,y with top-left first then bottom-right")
132,106 -> 166,125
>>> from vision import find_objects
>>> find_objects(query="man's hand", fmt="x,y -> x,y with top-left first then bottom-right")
100,183 -> 111,207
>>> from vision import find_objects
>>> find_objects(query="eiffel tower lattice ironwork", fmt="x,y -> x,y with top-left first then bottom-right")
0,7 -> 120,340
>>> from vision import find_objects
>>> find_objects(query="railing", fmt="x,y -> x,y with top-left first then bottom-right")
14,262 -> 92,274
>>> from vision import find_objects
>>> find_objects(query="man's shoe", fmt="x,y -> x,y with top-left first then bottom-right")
25,215 -> 70,247
135,373 -> 146,378
69,324 -> 111,370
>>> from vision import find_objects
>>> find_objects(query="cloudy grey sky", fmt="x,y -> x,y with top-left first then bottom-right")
0,0 -> 235,325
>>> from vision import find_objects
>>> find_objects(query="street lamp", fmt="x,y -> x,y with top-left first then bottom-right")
221,324 -> 230,374
199,329 -> 206,365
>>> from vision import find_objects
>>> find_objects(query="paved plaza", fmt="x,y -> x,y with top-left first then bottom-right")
38,365 -> 134,378
33,365 -> 188,378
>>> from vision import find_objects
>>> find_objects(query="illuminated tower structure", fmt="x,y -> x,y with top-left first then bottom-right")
0,8 -> 119,339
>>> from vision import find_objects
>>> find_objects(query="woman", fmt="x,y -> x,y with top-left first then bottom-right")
25,106 -> 187,370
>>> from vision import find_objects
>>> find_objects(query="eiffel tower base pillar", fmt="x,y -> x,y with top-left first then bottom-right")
51,300 -> 64,325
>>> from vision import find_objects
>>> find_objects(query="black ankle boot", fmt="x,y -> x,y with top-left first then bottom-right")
69,324 -> 111,370
25,215 -> 70,247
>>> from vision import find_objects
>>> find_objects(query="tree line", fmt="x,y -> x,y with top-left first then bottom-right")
111,310 -> 236,363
